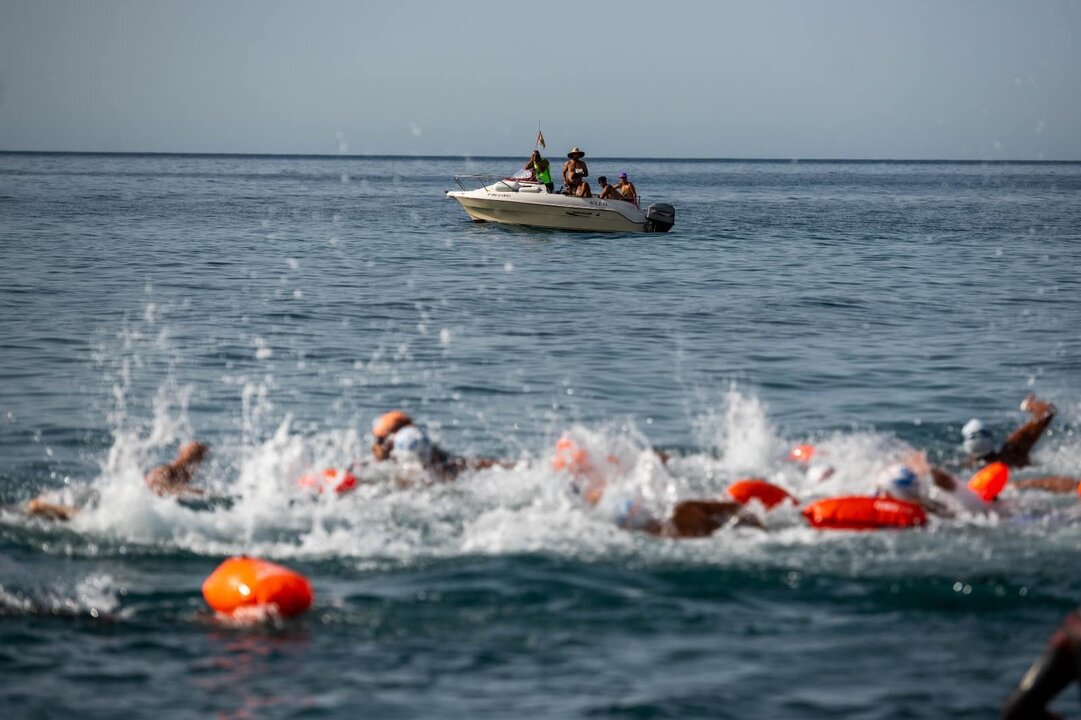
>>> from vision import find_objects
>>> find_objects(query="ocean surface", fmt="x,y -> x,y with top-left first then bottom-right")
1,152 -> 1080,719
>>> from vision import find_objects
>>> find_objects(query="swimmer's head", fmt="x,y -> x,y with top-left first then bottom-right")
879,464 -> 920,502
176,441 -> 209,466
961,418 -> 994,458
373,411 -> 413,441
390,425 -> 433,464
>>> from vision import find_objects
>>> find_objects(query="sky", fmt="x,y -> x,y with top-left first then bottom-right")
1,0 -> 1079,159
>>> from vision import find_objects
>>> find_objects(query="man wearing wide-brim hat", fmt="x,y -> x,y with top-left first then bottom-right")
562,147 -> 589,194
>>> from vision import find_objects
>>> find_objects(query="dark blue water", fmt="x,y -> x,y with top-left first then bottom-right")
1,153 -> 1080,718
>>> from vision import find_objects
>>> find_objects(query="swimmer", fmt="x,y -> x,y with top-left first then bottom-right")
552,433 -> 763,537
144,441 -> 209,496
25,440 -> 210,521
962,394 -> 1055,468
1003,608 -> 1081,719
877,452 -> 1004,517
369,410 -> 508,482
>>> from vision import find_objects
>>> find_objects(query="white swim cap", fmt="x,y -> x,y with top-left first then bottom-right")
961,418 -> 994,458
391,425 -> 433,463
880,464 -> 921,502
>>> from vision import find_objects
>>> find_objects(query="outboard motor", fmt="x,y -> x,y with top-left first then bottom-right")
644,203 -> 675,233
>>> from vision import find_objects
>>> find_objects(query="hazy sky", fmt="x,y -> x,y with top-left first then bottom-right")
2,0 -> 1079,159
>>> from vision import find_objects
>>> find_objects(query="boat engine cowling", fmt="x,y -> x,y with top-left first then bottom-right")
644,203 -> 675,233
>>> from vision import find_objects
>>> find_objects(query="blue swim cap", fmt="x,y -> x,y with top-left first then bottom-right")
881,465 -> 920,502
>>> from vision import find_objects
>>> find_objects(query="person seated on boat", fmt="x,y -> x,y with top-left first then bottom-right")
25,441 -> 211,521
523,150 -> 554,193
574,181 -> 593,198
597,176 -> 622,200
616,172 -> 638,205
370,410 -> 507,483
961,394 -> 1055,469
562,147 -> 588,192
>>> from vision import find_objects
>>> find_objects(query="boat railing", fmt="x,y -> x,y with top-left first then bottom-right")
452,174 -> 546,194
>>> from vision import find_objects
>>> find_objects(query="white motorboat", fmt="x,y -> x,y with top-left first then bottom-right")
446,175 -> 675,233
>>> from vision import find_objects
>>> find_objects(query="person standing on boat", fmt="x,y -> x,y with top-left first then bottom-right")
616,172 -> 638,206
523,150 -> 554,193
562,147 -> 588,194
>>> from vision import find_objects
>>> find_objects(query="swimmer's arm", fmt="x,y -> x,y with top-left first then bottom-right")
665,500 -> 762,538
26,498 -> 78,521
919,496 -> 955,518
467,457 -> 516,471
929,466 -> 958,492
1013,476 -> 1080,494
900,451 -> 931,477
1002,612 -> 1081,719
170,485 -> 206,498
999,396 -> 1056,468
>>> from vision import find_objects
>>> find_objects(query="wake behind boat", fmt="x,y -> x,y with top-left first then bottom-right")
446,175 -> 676,233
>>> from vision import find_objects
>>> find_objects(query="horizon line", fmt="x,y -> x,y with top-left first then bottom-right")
1,149 -> 1078,164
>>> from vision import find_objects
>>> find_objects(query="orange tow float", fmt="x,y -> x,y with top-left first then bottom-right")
297,467 -> 358,494
202,556 -> 314,618
802,496 -> 927,530
967,462 -> 1009,502
727,479 -> 798,509
788,444 -> 816,464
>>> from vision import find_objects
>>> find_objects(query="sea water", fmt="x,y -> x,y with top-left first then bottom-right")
1,153 -> 1080,718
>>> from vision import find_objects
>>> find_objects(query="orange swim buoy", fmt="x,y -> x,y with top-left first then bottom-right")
788,444 -> 816,464
802,496 -> 927,530
297,468 -> 357,494
968,462 -> 1009,502
202,556 -> 314,618
727,479 -> 798,509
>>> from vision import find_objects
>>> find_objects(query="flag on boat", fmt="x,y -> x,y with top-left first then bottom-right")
536,130 -> 546,149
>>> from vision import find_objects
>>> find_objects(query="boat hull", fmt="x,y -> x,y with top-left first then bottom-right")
446,179 -> 672,233
449,192 -> 646,232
